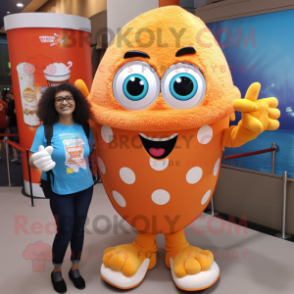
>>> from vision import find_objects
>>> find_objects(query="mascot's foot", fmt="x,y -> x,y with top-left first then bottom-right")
101,259 -> 150,289
101,244 -> 156,289
170,259 -> 220,291
166,245 -> 219,291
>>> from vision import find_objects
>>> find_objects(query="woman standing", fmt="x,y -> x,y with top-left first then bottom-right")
29,83 -> 94,294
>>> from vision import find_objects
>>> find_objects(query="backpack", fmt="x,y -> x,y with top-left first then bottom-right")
39,123 -> 98,199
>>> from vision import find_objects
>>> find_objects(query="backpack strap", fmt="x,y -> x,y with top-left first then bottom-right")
44,124 -> 53,146
82,123 -> 90,139
82,122 -> 99,182
44,124 -> 54,185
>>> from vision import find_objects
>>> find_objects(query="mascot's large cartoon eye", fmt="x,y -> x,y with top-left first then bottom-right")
123,74 -> 148,101
161,63 -> 206,109
113,61 -> 160,110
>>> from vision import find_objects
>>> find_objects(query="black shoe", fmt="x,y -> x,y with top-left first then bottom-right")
69,269 -> 85,290
51,271 -> 67,294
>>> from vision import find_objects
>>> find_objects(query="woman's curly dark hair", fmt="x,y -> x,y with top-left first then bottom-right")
37,83 -> 90,124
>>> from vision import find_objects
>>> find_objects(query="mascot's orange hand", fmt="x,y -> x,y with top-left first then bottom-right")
222,82 -> 280,148
75,79 -> 90,97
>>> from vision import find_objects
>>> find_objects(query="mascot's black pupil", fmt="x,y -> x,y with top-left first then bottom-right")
174,77 -> 194,96
127,77 -> 144,96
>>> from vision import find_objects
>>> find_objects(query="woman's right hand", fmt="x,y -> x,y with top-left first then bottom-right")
31,145 -> 56,172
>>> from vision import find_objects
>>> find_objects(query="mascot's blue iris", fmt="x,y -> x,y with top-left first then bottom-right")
123,74 -> 149,101
170,73 -> 198,101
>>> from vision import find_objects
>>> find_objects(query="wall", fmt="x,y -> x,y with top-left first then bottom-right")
90,10 -> 107,47
107,0 -> 159,45
214,166 -> 294,235
22,0 -> 49,12
159,0 -> 180,6
184,0 -> 294,23
37,0 -> 106,18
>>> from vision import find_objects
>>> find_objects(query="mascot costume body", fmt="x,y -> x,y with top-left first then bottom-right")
76,6 -> 280,291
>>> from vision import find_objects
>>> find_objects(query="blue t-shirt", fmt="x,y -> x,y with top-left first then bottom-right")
31,123 -> 94,195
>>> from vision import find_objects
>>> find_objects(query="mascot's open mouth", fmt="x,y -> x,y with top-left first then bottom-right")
139,133 -> 178,159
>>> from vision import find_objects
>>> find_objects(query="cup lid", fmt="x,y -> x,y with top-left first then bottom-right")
43,71 -> 71,77
4,13 -> 91,33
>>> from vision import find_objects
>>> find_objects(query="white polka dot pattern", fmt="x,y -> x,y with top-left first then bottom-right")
197,126 -> 213,145
201,190 -> 211,205
119,167 -> 136,184
112,191 -> 126,207
101,126 -> 113,143
98,157 -> 106,174
151,190 -> 170,205
149,158 -> 169,171
214,159 -> 221,176
186,167 -> 203,184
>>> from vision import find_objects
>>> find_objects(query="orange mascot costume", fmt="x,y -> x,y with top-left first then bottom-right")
75,6 -> 280,291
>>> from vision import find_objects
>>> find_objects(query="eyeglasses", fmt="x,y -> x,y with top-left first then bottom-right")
54,96 -> 75,104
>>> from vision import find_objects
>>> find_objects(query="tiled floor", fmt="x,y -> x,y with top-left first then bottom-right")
1,184 -> 294,294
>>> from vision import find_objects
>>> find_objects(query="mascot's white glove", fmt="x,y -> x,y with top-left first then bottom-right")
31,145 -> 56,172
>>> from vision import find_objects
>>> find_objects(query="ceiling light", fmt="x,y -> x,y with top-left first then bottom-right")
17,3 -> 24,7
7,11 -> 10,14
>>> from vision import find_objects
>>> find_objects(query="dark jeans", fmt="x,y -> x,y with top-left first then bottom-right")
10,126 -> 19,143
0,128 -> 5,141
50,185 -> 93,266
10,126 -> 21,162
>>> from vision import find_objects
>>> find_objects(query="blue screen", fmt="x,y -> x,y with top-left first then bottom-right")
207,10 -> 294,178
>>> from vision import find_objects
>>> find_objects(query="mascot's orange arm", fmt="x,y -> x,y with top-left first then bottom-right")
222,82 -> 280,149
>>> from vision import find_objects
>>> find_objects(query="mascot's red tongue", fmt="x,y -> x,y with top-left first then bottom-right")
149,148 -> 165,157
